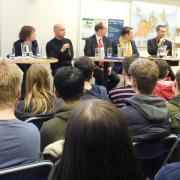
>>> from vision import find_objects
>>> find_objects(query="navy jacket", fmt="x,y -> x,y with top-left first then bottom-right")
121,95 -> 170,142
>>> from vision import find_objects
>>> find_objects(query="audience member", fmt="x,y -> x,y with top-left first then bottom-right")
13,25 -> 38,99
154,162 -> 180,180
109,58 -> 135,108
168,69 -> 180,134
52,99 -> 144,180
15,64 -> 60,121
46,24 -> 74,77
153,59 -> 174,100
40,67 -> 84,150
74,56 -> 109,101
84,22 -> 120,91
0,61 -> 40,169
121,59 -> 170,142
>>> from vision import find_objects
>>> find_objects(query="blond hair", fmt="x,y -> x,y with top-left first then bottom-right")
24,64 -> 55,114
0,61 -> 23,106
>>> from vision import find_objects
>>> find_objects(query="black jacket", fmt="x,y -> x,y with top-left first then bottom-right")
121,95 -> 170,142
15,96 -> 61,121
84,34 -> 111,57
13,39 -> 38,72
46,38 -> 74,76
84,34 -> 111,66
147,38 -> 172,56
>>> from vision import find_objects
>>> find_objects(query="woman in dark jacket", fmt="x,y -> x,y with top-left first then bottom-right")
13,26 -> 38,99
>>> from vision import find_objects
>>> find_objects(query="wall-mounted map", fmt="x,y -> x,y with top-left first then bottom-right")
131,1 -> 177,47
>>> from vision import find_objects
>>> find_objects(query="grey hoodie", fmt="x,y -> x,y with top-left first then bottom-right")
121,95 -> 170,142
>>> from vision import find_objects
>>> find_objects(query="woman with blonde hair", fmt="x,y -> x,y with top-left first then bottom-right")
15,64 -> 60,120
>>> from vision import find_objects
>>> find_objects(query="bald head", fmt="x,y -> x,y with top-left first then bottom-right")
54,24 -> 66,39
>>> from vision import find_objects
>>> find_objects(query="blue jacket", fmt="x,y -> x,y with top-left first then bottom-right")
121,95 -> 170,142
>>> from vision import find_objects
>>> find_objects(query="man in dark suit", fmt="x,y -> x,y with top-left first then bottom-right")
84,22 -> 120,91
147,25 -> 175,80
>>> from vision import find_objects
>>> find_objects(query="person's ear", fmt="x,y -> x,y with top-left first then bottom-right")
131,78 -> 136,89
55,90 -> 61,98
91,72 -> 94,79
16,89 -> 21,100
122,69 -> 127,77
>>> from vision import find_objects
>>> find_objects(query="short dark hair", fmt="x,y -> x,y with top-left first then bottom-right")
121,26 -> 133,36
94,22 -> 105,32
154,59 -> 168,79
74,56 -> 95,81
19,26 -> 35,41
156,25 -> 166,31
175,69 -> 180,91
129,59 -> 159,95
54,67 -> 84,101
122,57 -> 134,76
53,99 -> 144,180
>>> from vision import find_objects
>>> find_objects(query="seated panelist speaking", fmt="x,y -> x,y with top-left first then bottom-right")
147,25 -> 175,80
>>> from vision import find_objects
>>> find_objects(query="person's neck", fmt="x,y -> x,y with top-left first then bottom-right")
84,81 -> 92,90
95,33 -> 102,38
55,36 -> 63,40
135,90 -> 151,96
0,106 -> 16,120
62,99 -> 81,106
123,76 -> 131,86
122,36 -> 128,43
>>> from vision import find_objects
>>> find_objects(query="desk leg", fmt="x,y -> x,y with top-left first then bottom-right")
103,62 -> 108,89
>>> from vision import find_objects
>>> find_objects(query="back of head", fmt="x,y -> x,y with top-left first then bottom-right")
54,67 -> 84,101
54,99 -> 143,180
25,64 -> 54,114
154,59 -> 168,79
122,57 -> 134,76
74,56 -> 95,81
0,61 -> 23,107
129,59 -> 159,95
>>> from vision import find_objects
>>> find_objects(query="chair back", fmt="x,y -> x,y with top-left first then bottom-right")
133,134 -> 179,166
25,116 -> 52,130
0,161 -> 54,180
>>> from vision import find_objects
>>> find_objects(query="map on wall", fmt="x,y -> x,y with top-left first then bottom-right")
131,1 -> 177,47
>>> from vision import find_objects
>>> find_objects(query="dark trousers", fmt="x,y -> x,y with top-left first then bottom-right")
51,64 -> 72,77
93,67 -> 120,91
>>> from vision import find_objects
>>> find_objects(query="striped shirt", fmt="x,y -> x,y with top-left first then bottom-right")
109,85 -> 135,108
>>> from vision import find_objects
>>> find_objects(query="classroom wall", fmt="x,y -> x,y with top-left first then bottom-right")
0,0 -> 180,57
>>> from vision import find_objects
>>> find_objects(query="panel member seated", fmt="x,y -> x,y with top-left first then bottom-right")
112,26 -> 139,74
147,25 -> 175,80
13,26 -> 38,99
46,24 -> 74,77
84,22 -> 120,91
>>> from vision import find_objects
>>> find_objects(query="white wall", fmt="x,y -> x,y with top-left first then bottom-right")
0,0 -> 80,57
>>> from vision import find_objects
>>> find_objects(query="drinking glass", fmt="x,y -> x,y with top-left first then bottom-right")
95,48 -> 99,58
107,47 -> 112,58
